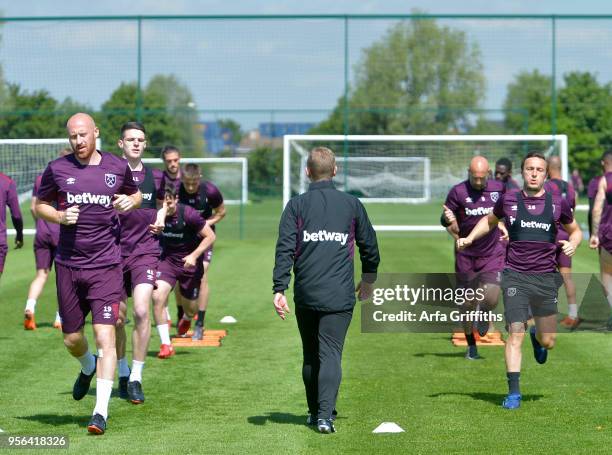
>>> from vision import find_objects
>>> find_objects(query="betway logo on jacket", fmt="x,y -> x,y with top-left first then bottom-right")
465,206 -> 493,216
303,229 -> 349,246
520,220 -> 552,231
66,192 -> 112,207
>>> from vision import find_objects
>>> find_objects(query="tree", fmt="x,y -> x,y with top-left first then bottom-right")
502,70 -> 612,180
310,95 -> 347,134
57,96 -> 90,118
98,75 -> 202,156
145,75 -> 202,154
0,80 -> 91,138
0,84 -> 65,138
503,70 -> 552,134
314,17 -> 485,134
556,72 -> 612,179
468,116 -> 508,135
247,147 -> 283,197
97,82 -> 138,149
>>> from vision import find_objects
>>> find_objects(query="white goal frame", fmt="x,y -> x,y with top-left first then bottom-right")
6,152 -> 246,237
3,138 -> 101,236
3,138 -> 102,202
142,157 -> 248,205
283,134 -> 568,231
295,155 -> 431,203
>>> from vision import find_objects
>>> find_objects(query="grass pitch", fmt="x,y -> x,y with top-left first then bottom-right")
0,199 -> 610,454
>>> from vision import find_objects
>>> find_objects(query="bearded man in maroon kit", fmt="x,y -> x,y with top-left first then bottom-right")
36,113 -> 142,435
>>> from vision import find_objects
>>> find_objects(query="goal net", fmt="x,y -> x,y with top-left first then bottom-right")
0,140 -> 246,205
0,138 -> 103,236
0,138 -> 100,202
283,134 -> 568,230
142,157 -> 248,205
294,155 -> 430,203
0,142 -> 247,236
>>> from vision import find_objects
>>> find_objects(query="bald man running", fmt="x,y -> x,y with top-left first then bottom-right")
441,156 -> 505,359
544,156 -> 578,328
36,113 -> 142,435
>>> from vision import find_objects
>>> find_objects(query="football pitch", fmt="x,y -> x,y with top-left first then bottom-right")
1,199 -> 611,454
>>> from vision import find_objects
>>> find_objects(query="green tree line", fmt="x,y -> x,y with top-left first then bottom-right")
311,17 -> 612,184
0,74 -> 202,157
2,15 -> 611,192
503,70 -> 612,182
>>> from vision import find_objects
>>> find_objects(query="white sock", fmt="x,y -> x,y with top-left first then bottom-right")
78,352 -> 96,375
25,299 -> 36,313
568,304 -> 578,318
93,378 -> 113,420
129,360 -> 145,383
165,307 -> 171,321
157,324 -> 171,345
55,311 -> 62,323
118,357 -> 130,378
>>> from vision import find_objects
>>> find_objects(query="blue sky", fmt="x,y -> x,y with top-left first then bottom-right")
3,1 -> 612,16
1,1 -> 612,130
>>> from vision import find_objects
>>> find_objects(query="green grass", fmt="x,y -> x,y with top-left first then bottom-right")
229,197 -> 593,239
0,198 -> 609,454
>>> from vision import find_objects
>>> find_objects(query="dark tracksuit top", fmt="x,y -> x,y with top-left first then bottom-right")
273,180 -> 380,312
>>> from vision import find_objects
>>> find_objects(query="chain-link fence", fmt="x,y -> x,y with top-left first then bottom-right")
1,14 -> 611,237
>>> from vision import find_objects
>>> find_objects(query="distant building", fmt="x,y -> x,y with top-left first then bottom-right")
201,121 -> 316,153
199,121 -> 238,154
258,122 -> 315,139
237,122 -> 316,152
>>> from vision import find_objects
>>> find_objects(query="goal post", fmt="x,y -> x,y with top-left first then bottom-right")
283,134 -> 568,208
295,155 -> 431,203
1,138 -> 102,237
0,138 -> 101,202
142,157 -> 248,205
2,142 -> 247,237
0,139 -> 246,205
284,134 -> 569,232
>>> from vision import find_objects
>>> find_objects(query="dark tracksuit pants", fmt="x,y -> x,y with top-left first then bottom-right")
295,305 -> 353,420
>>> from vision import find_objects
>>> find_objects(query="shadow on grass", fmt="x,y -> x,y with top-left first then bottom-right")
428,391 -> 543,406
146,350 -> 190,358
16,414 -> 90,428
32,322 -> 59,329
59,390 -> 95,398
248,412 -> 319,432
59,389 -> 129,399
413,352 -> 472,359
